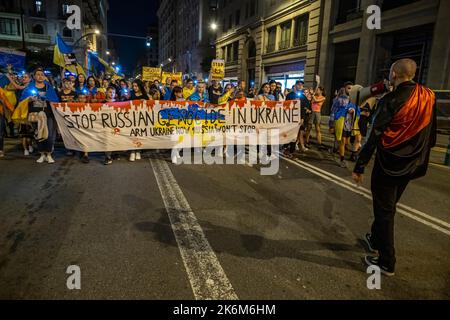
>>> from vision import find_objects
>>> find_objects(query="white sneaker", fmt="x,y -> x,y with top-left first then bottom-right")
171,154 -> 181,164
47,154 -> 55,164
129,152 -> 136,162
24,150 -> 30,156
136,152 -> 141,160
28,146 -> 34,153
36,154 -> 46,163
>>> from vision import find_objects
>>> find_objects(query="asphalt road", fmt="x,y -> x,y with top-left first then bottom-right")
0,138 -> 449,300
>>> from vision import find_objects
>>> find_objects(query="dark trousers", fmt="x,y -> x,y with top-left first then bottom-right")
370,161 -> 410,270
33,117 -> 57,153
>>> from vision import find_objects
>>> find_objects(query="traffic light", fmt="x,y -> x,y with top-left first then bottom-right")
146,36 -> 152,47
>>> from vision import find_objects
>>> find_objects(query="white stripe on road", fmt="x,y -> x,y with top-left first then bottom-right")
150,158 -> 238,300
293,158 -> 450,230
280,156 -> 450,236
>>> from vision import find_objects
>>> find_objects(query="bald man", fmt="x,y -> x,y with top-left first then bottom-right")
352,59 -> 437,276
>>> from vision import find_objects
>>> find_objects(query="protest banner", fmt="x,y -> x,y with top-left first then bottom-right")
142,67 -> 162,82
210,59 -> 225,81
162,72 -> 183,85
52,100 -> 301,152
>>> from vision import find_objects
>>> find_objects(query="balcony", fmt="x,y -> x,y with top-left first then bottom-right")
62,36 -> 74,43
26,33 -> 51,43
278,40 -> 290,51
29,10 -> 46,18
293,37 -> 308,47
0,14 -> 22,41
266,43 -> 276,53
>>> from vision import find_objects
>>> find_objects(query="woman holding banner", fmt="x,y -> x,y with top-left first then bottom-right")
128,80 -> 149,162
74,74 -> 87,95
257,83 -> 276,102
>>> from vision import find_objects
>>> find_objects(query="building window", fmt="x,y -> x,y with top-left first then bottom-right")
32,24 -> 44,34
267,27 -> 276,53
382,0 -> 420,11
0,17 -> 20,36
226,43 -> 233,62
294,14 -> 309,47
335,0 -> 362,25
35,0 -> 43,13
232,41 -> 239,62
62,4 -> 71,15
279,22 -> 291,50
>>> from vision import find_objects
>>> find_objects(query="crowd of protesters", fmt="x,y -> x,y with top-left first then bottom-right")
0,64 -> 379,167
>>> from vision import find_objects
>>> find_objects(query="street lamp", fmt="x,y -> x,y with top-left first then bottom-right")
106,51 -> 110,55
73,30 -> 102,47
210,22 -> 218,31
112,62 -> 116,66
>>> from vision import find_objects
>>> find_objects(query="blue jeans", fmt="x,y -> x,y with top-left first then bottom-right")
0,113 -> 5,151
34,117 -> 57,153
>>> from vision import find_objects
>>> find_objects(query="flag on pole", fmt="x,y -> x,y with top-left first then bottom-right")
87,51 -> 117,75
53,33 -> 85,76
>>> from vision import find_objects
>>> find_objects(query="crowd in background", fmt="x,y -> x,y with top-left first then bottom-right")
0,65 -> 374,167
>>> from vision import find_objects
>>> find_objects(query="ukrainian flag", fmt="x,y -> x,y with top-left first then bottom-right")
53,33 -> 85,76
88,51 -> 117,75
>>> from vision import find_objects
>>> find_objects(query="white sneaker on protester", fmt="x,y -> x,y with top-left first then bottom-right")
47,154 -> 55,164
24,150 -> 30,156
36,154 -> 46,164
29,146 -> 34,153
172,154 -> 181,164
136,152 -> 141,160
129,152 -> 136,162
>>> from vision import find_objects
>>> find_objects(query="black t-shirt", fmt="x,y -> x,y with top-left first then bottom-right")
58,89 -> 77,103
131,92 -> 149,101
28,85 -> 54,118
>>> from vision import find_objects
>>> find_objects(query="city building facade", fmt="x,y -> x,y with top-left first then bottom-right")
158,0 -> 217,79
0,0 -> 109,69
214,0 -> 322,90
318,0 -> 450,112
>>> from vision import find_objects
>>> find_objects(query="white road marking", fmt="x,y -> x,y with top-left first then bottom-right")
280,156 -> 450,236
294,158 -> 450,229
150,157 -> 238,300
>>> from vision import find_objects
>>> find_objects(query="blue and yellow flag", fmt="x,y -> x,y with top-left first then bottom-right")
88,51 -> 116,75
53,33 -> 86,76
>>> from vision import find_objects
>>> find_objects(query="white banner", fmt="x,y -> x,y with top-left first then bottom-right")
51,100 -> 301,152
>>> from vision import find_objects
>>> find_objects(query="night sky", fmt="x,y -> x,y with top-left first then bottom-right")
107,0 -> 158,75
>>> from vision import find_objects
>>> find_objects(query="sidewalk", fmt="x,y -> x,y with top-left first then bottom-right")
318,116 -> 449,166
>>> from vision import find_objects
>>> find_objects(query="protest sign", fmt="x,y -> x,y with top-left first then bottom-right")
52,100 -> 301,152
142,67 -> 162,82
210,59 -> 225,81
162,72 -> 183,85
